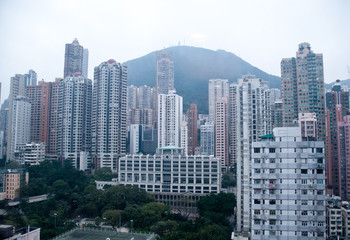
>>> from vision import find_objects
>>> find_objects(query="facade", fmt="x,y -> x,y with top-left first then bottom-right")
337,115 -> 350,200
186,104 -> 198,156
181,119 -> 188,155
251,127 -> 326,239
325,80 -> 350,198
24,69 -> 37,86
281,43 -> 326,141
129,124 -> 142,154
200,123 -> 214,155
208,79 -> 229,123
14,142 -> 45,165
82,48 -> 89,78
158,91 -> 183,148
26,80 -> 53,148
0,131 -> 3,159
57,75 -> 92,169
140,125 -> 158,155
326,206 -> 342,238
231,75 -> 271,233
272,100 -> 283,129
118,147 -> 221,215
3,169 -> 29,200
342,204 -> 350,239
298,112 -> 317,139
6,74 -> 27,161
64,38 -> 85,78
9,96 -> 31,161
47,79 -> 62,155
156,51 -> 174,95
215,98 -> 229,166
127,85 -> 154,126
92,60 -> 127,170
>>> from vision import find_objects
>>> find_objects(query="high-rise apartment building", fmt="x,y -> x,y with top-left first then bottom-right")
186,104 -> 198,155
325,80 -> 350,198
6,74 -> 26,161
335,115 -> 350,200
10,96 -> 31,161
64,38 -> 88,78
24,69 -> 37,86
156,51 -> 174,95
251,127 -> 326,239
231,75 -> 271,233
92,60 -> 127,170
215,98 -> 229,166
281,43 -> 326,140
208,79 -> 229,123
158,91 -> 183,148
47,78 -> 62,155
57,75 -> 92,169
200,123 -> 214,156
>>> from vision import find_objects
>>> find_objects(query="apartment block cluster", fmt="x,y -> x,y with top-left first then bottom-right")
1,41 -> 350,238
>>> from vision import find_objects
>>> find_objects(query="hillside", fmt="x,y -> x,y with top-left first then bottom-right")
123,46 -> 281,113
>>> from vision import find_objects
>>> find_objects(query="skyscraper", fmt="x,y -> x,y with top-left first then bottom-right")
186,104 -> 198,155
6,74 -> 27,161
92,59 -> 127,170
208,79 -> 229,123
231,75 -> 271,233
156,51 -> 174,95
215,98 -> 229,166
57,74 -> 92,169
24,69 -> 37,86
200,123 -> 214,156
251,127 -> 326,239
281,43 -> 326,140
158,91 -> 183,148
326,80 -> 350,198
64,38 -> 88,78
337,115 -> 350,200
10,96 -> 31,161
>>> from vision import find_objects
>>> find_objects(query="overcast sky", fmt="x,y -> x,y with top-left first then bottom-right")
1,0 -> 349,104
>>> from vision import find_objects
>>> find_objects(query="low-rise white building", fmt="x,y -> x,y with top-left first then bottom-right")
117,146 -> 221,216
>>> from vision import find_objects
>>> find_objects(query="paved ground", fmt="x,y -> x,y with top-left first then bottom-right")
55,228 -> 155,240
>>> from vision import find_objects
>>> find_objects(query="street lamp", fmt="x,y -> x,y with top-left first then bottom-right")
130,220 -> 133,233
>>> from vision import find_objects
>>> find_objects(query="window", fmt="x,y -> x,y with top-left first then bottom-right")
254,148 -> 260,153
302,232 -> 308,236
316,148 -> 323,153
301,211 -> 308,215
254,210 -> 261,215
301,169 -> 307,174
270,210 -> 276,215
269,148 -> 275,153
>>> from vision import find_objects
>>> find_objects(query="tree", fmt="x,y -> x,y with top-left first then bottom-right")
102,209 -> 122,229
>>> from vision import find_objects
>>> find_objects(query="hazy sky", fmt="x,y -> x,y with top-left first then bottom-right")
1,0 -> 349,104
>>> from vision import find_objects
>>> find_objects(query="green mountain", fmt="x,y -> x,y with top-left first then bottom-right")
123,46 -> 281,114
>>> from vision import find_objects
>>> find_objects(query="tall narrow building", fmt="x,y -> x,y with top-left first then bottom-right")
92,60 -> 127,171
57,74 -> 92,169
64,38 -> 88,78
326,80 -> 350,198
231,75 -> 271,233
208,79 -> 229,124
10,96 -> 31,161
200,123 -> 214,156
281,42 -> 326,140
186,104 -> 198,155
158,91 -> 183,148
215,98 -> 229,166
156,51 -> 174,95
6,74 -> 27,161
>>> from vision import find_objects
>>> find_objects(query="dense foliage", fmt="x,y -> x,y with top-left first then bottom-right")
0,161 -> 236,239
